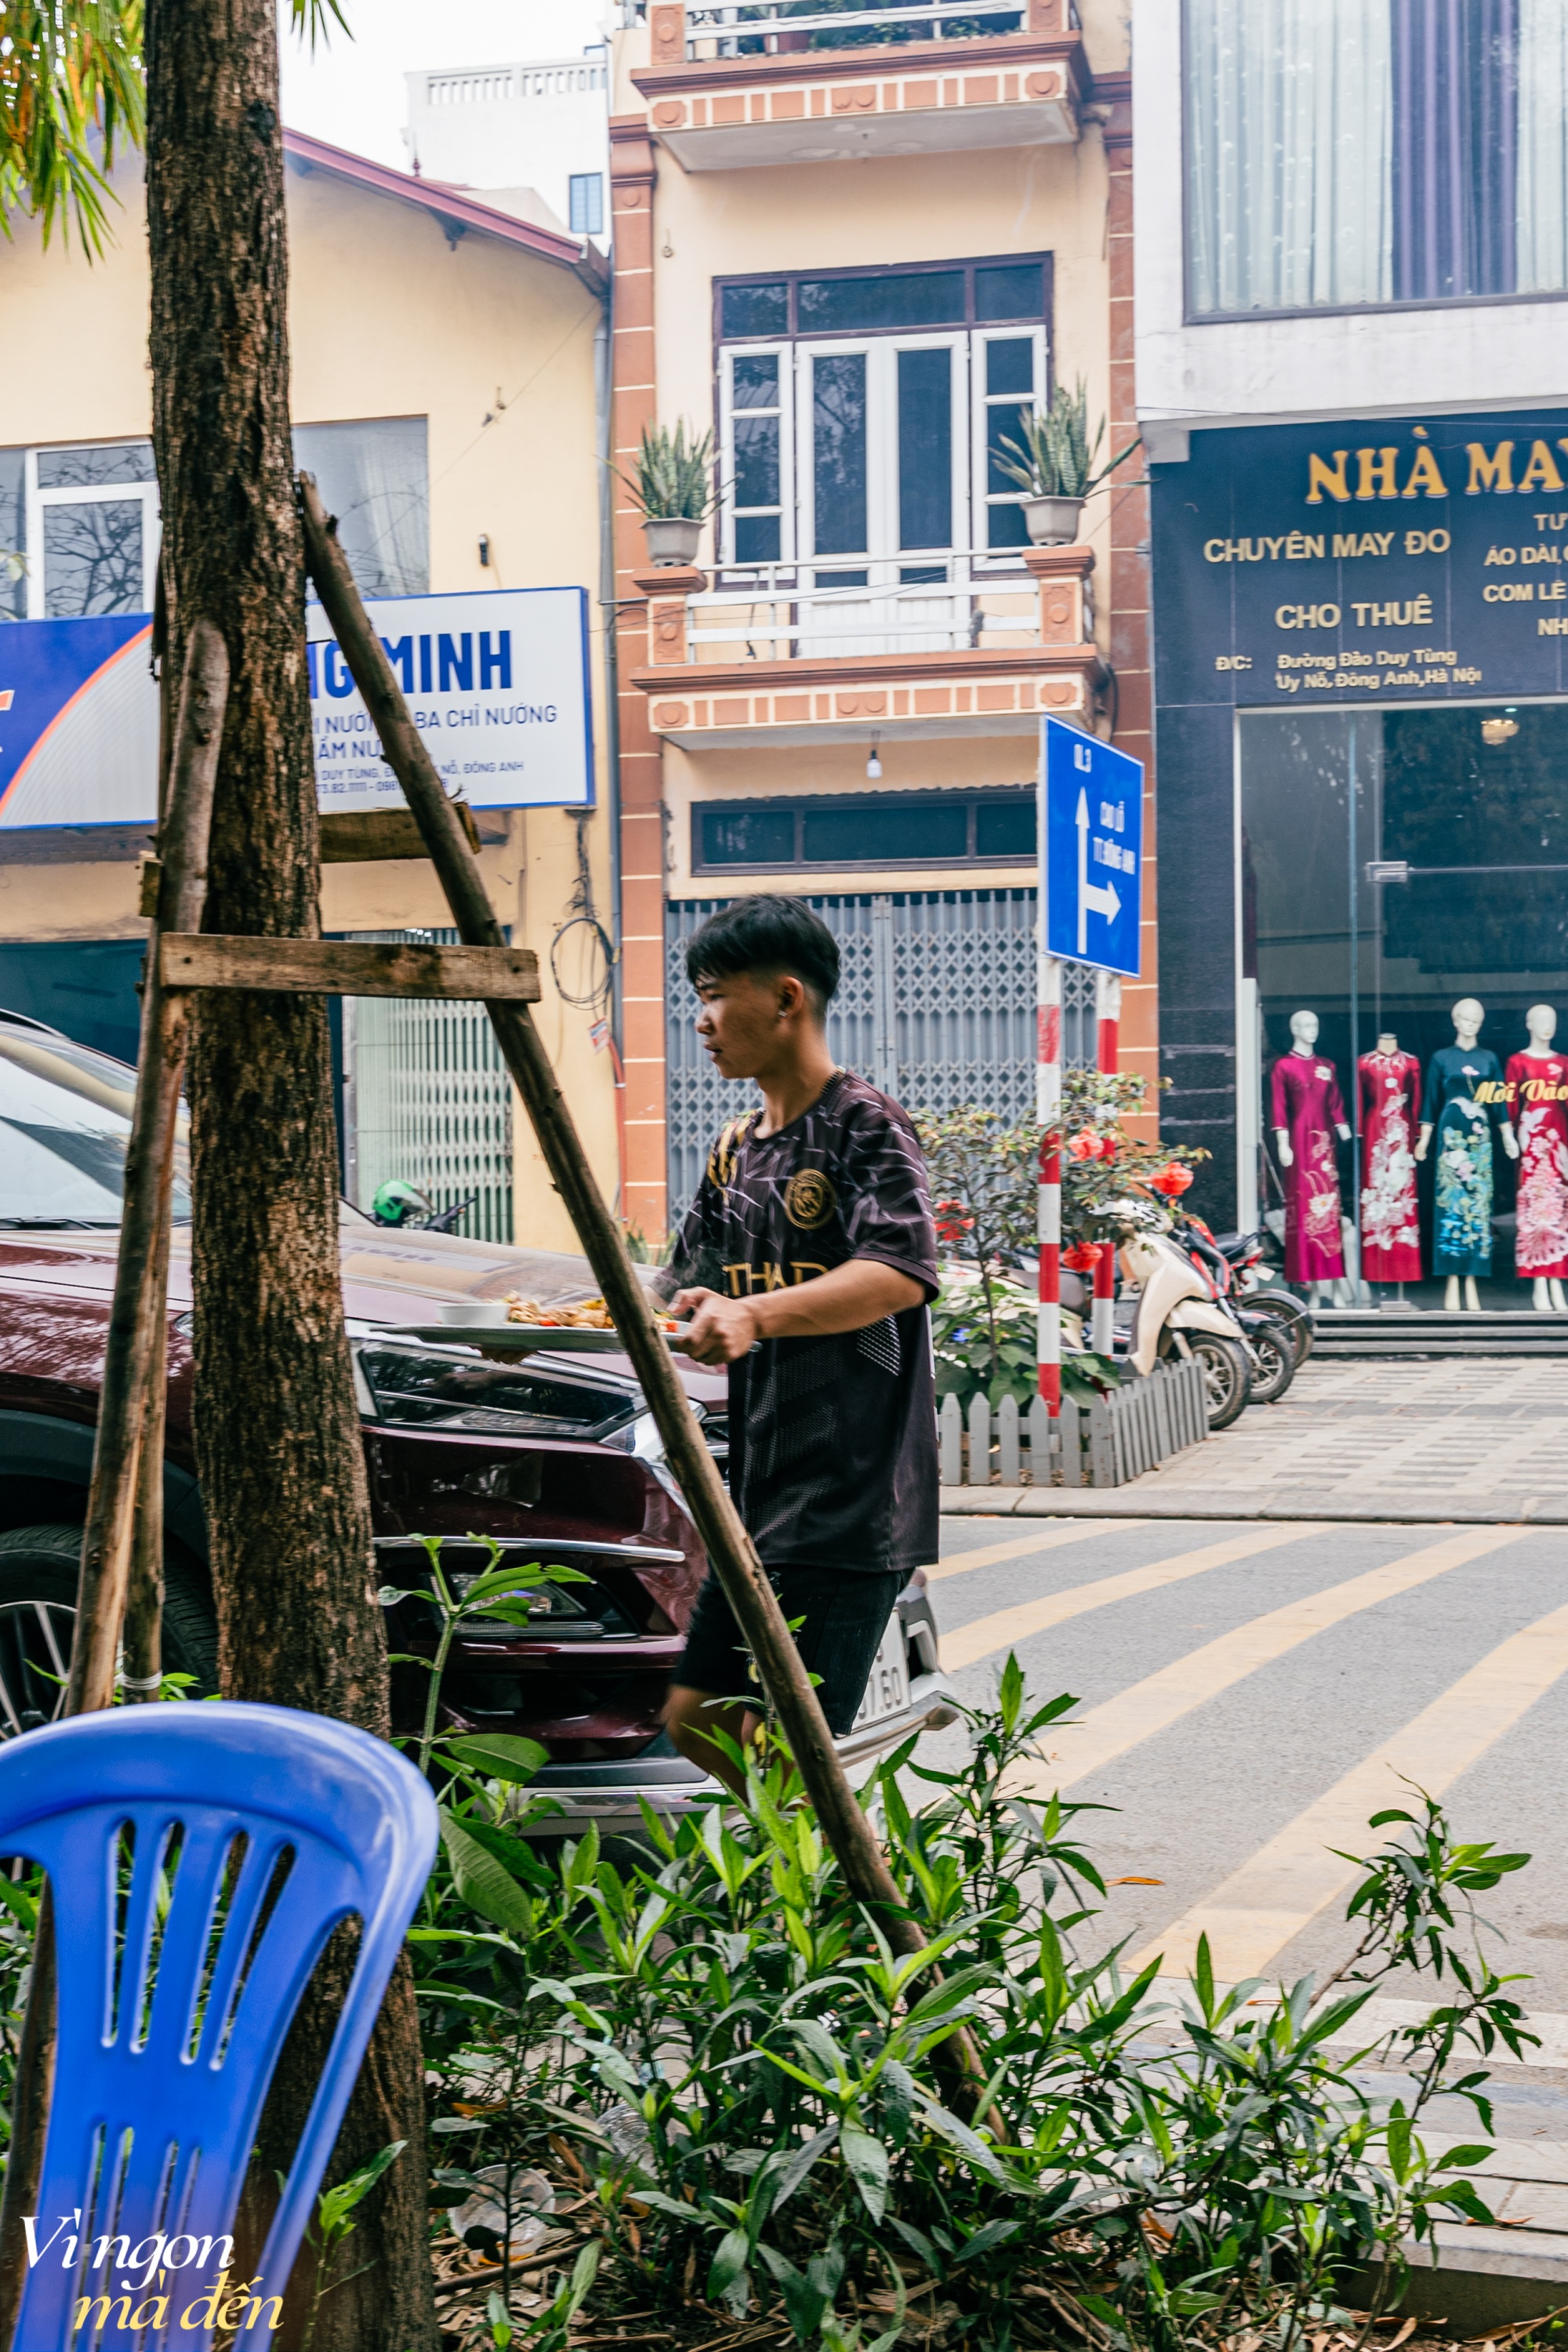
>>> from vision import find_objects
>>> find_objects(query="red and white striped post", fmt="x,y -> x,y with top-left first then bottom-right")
1038,721 -> 1062,1417
1091,968 -> 1122,1356
1037,956 -> 1062,1417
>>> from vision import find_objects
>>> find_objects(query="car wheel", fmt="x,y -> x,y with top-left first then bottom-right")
1241,1316 -> 1295,1405
0,1523 -> 220,1736
1185,1334 -> 1251,1430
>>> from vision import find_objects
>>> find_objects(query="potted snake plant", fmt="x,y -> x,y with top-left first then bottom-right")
995,378 -> 1141,544
621,419 -> 718,565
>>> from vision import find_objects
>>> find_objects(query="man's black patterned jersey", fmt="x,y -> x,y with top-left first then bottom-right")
668,1069 -> 939,1573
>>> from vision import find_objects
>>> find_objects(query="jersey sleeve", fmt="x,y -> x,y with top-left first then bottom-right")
656,1169 -> 724,1298
837,1098 -> 939,1300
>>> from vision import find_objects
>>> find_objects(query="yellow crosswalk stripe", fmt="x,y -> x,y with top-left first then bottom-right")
938,1523 -> 1328,1674
1008,1525 -> 1526,1802
928,1520 -> 1149,1583
1140,1579 -> 1568,1982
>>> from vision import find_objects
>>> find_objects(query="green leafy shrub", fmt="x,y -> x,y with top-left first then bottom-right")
413,1619 -> 1534,2352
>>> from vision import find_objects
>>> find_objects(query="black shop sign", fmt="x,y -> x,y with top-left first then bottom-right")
1152,408 -> 1568,710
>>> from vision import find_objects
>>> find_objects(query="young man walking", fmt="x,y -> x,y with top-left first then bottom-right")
659,895 -> 938,1790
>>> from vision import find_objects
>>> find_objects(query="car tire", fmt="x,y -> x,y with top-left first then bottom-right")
1185,1334 -> 1251,1430
0,1523 -> 220,1734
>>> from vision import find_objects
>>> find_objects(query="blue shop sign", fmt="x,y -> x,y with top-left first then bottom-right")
1152,409 -> 1568,709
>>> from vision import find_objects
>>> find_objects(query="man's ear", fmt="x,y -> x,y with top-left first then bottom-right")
776,973 -> 808,1022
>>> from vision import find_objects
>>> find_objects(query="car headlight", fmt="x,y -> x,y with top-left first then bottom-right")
354,1338 -> 638,1443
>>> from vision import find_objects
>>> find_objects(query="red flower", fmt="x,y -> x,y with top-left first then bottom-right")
1149,1163 -> 1195,1198
1067,1128 -> 1105,1162
934,1198 -> 975,1244
1062,1241 -> 1105,1272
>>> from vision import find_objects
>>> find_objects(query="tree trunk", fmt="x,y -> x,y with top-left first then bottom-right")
143,8 -> 434,2346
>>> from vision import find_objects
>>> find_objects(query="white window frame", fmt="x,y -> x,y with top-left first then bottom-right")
23,442 -> 162,621
971,324 -> 1049,564
719,325 -> 1046,580
719,342 -> 796,570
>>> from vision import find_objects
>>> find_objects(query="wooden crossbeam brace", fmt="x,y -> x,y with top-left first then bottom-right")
159,935 -> 540,1000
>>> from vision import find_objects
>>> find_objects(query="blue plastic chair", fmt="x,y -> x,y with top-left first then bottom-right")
0,1700 -> 437,2350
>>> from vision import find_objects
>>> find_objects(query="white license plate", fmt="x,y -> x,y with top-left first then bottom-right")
851,1619 -> 912,1733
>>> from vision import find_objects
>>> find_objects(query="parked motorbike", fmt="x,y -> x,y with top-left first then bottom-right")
1193,1223 -> 1316,1369
1116,1228 -> 1254,1429
1173,1219 -> 1298,1404
370,1181 -> 479,1234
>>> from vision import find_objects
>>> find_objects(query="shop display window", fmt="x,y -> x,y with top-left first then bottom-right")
1240,705 -> 1568,1305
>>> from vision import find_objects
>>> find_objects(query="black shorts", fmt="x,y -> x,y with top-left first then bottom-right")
674,1565 -> 906,1737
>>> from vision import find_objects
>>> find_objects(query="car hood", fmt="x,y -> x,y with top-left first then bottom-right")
0,1216 -> 728,1408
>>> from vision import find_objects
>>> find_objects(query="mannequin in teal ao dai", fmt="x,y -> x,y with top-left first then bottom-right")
1414,997 -> 1519,1310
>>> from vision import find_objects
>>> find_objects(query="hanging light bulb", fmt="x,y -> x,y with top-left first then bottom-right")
866,732 -> 882,779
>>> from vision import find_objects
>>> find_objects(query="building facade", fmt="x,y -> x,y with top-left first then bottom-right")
0,134 -> 615,1254
404,49 -> 612,239
606,0 -> 1150,1235
1138,0 -> 1568,1309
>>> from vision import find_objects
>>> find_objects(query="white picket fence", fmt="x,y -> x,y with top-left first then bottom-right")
938,1358 -> 1208,1490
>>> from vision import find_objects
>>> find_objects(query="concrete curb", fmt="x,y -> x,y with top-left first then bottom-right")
938,1486 -> 1568,1525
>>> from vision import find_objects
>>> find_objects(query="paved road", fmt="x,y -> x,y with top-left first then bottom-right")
922,1512 -> 1568,2011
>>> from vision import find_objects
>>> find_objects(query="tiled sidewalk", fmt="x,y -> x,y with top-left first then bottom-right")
941,1358 -> 1568,1523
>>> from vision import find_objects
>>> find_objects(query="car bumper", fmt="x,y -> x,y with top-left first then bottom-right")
521,1664 -> 963,1836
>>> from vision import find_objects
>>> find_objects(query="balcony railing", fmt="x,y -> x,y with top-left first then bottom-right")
684,0 -> 1032,57
685,554 -> 1039,660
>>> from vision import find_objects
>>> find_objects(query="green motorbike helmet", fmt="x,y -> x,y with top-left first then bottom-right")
371,1179 -> 434,1228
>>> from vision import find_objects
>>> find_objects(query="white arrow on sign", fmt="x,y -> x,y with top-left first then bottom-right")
1075,788 -> 1121,953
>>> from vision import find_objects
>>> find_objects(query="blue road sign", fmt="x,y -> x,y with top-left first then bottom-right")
1039,718 -> 1144,978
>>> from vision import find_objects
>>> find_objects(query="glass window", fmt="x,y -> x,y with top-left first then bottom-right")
568,172 -> 604,235
716,261 -> 1047,570
811,354 -> 868,557
0,448 -> 24,622
292,417 -> 429,600
0,1029 -> 191,1225
699,808 -> 797,866
897,348 -> 952,553
976,798 -> 1036,857
731,354 -> 783,564
975,262 -> 1044,321
1239,703 -> 1568,1291
798,270 -> 965,334
43,499 -> 146,617
804,799 -> 967,863
980,336 -> 1038,550
692,792 -> 1034,872
1186,0 -> 1568,314
36,442 -> 155,488
721,281 -> 788,339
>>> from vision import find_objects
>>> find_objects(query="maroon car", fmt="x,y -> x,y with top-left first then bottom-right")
0,1011 -> 955,1828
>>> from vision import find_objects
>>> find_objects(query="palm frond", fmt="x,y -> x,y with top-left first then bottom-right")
286,0 -> 352,53
0,0 -> 145,256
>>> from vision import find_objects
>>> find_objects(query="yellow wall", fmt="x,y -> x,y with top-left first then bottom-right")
0,152 -> 619,1254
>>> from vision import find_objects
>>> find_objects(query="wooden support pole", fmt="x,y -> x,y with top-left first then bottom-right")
0,621 -> 227,2352
298,474 -> 989,2103
67,621 -> 228,1715
160,933 -> 539,1000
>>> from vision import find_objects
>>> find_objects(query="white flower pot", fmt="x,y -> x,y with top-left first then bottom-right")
1023,494 -> 1086,546
642,516 -> 702,567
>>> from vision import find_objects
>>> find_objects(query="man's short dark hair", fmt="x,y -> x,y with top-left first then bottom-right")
685,894 -> 840,1013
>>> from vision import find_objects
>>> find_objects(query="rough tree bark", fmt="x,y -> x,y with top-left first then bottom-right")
143,6 -> 435,2346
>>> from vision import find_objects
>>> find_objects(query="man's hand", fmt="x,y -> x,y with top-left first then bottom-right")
673,1259 -> 924,1363
673,1287 -> 761,1364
